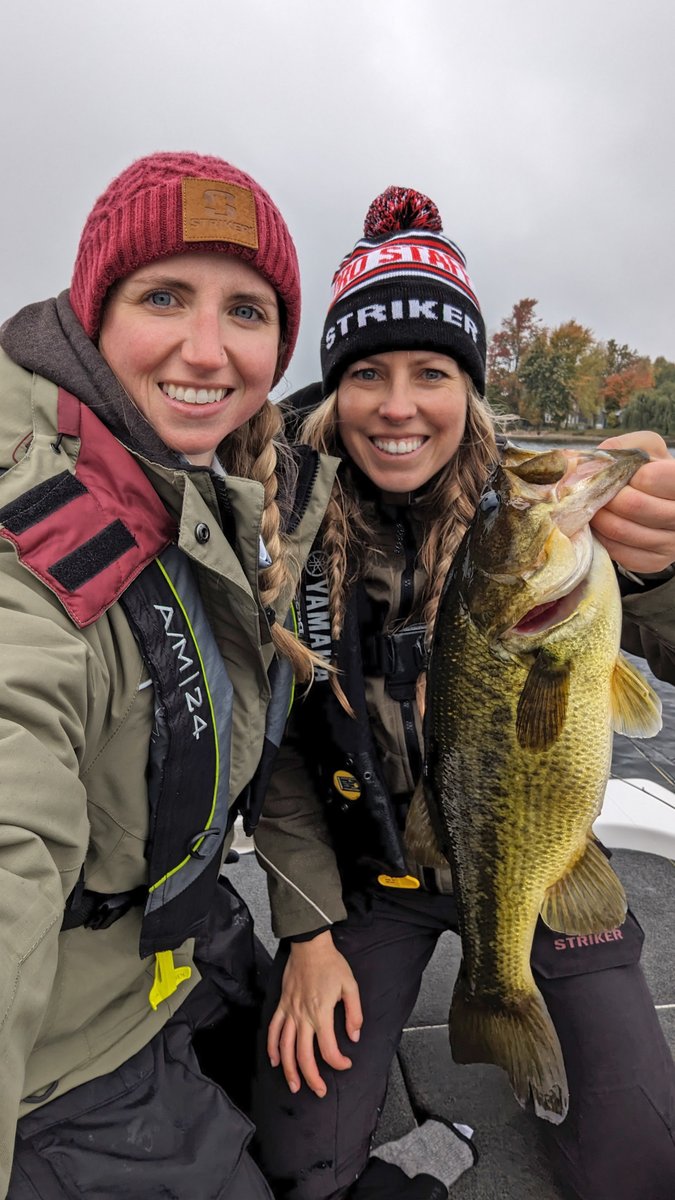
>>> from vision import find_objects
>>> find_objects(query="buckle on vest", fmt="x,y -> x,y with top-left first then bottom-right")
364,624 -> 427,695
83,887 -> 147,930
61,882 -> 146,933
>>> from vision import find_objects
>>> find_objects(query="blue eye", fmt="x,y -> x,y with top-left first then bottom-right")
233,304 -> 260,321
148,291 -> 173,308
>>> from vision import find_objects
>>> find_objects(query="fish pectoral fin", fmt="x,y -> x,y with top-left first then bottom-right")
516,651 -> 570,751
541,838 -> 627,934
611,654 -> 663,737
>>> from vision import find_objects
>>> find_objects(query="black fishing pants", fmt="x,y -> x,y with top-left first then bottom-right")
9,877 -> 275,1200
251,887 -> 675,1200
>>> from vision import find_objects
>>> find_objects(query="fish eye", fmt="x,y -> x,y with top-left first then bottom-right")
479,488 -> 500,515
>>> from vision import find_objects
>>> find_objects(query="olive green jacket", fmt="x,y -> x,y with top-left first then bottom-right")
0,348 -> 337,1187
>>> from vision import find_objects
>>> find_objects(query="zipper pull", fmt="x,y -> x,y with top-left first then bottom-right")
377,873 -> 420,890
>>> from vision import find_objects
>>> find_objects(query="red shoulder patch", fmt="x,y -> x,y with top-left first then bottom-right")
0,389 -> 176,627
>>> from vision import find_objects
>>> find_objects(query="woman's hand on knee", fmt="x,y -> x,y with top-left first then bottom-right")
266,931 -> 363,1098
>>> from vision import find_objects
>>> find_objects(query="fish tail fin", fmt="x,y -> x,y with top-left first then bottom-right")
450,972 -> 568,1124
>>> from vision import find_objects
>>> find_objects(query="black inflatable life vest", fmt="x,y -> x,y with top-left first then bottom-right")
0,389 -> 297,965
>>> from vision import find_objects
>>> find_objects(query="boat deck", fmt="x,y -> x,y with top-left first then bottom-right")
232,818 -> 675,1198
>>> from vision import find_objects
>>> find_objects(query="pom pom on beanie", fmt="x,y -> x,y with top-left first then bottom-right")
363,186 -> 443,237
320,185 -> 486,395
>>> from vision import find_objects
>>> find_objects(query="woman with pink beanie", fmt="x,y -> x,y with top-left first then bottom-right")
0,151 -> 336,1199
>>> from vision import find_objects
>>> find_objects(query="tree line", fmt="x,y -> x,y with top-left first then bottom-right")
486,299 -> 675,436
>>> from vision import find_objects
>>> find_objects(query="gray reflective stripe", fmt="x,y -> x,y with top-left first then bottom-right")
265,656 -> 294,748
144,545 -> 233,915
264,608 -> 295,749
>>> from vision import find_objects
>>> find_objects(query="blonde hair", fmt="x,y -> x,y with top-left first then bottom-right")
221,398 -> 322,682
299,376 -> 499,700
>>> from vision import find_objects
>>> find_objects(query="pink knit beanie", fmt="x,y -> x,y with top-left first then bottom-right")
70,151 -> 300,377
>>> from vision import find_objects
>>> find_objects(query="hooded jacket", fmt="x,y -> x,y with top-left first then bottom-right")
0,295 -> 337,1186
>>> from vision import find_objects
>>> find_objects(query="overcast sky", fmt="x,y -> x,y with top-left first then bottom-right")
3,0 -> 674,397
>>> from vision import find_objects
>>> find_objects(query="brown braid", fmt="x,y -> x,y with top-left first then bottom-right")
220,399 -> 324,682
415,382 -> 500,640
300,379 -> 500,707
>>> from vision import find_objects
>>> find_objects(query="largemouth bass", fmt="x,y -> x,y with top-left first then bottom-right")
415,446 -> 662,1123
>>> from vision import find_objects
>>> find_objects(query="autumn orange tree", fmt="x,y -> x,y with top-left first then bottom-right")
623,355 -> 675,435
599,340 -> 654,427
486,298 -> 542,413
486,302 -> 672,432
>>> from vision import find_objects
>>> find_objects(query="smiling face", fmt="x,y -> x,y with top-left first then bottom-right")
98,251 -> 281,466
336,350 -> 469,492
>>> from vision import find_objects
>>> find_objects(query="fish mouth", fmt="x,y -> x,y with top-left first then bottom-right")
503,525 -> 593,640
480,447 -> 645,646
511,578 -> 587,635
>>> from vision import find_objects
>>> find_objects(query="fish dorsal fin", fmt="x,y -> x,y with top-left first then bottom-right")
516,651 -> 571,751
611,654 -> 663,737
541,837 -> 627,934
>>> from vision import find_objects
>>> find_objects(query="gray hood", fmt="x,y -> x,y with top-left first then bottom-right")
0,291 -> 181,468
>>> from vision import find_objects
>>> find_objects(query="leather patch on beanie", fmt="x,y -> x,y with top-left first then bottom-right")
182,178 -> 259,248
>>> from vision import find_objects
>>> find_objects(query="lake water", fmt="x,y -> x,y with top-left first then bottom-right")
511,436 -> 675,791
511,435 -> 675,458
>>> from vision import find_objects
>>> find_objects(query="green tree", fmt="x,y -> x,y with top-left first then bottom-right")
604,339 -> 638,375
653,357 -> 675,391
623,392 -> 675,436
520,321 -> 595,429
622,357 -> 675,436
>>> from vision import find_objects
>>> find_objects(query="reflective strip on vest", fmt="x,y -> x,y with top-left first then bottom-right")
264,606 -> 296,746
120,545 -> 234,957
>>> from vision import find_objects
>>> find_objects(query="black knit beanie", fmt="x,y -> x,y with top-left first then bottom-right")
320,186 -> 486,396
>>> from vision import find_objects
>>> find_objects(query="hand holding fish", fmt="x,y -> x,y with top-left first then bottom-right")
591,431 -> 675,573
266,932 -> 363,1097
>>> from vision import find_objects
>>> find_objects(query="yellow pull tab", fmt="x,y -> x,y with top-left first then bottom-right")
377,874 -> 420,890
149,950 -> 192,1011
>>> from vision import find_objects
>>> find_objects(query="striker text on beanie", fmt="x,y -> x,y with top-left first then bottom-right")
70,151 -> 300,378
320,186 -> 486,396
